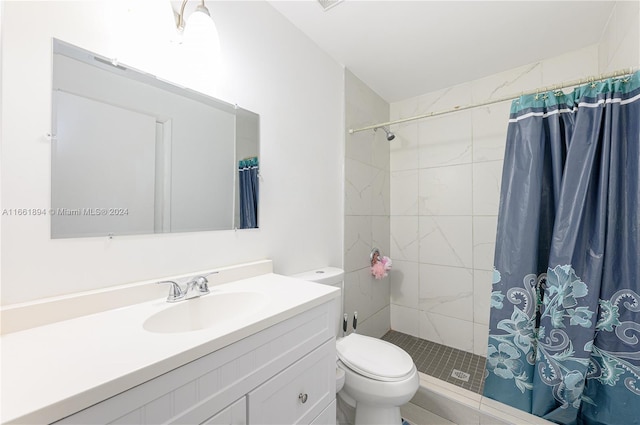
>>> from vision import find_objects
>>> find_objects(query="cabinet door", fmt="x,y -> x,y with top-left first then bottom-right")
202,397 -> 246,425
310,400 -> 336,425
248,340 -> 335,425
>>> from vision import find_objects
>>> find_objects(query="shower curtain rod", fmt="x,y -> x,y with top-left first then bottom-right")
348,66 -> 637,134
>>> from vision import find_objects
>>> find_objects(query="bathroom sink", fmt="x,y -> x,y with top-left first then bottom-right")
143,291 -> 268,334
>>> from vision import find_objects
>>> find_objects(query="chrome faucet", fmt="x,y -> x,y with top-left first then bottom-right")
157,273 -> 215,303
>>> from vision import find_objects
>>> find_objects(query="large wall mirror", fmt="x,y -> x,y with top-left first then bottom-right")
51,39 -> 259,238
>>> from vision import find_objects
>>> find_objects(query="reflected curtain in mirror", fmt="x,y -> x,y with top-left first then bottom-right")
238,157 -> 259,229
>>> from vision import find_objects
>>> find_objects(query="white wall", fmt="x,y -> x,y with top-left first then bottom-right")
388,0 -> 639,357
343,69 -> 391,338
0,0 -> 344,305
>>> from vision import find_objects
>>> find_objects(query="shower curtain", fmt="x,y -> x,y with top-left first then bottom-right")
238,157 -> 258,229
484,71 -> 640,425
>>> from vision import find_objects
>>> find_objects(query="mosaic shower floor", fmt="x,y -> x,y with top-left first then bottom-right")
382,330 -> 487,395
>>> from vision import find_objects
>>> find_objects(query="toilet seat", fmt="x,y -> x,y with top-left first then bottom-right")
336,333 -> 415,382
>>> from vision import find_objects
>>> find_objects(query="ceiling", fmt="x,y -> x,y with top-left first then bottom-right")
267,1 -> 616,103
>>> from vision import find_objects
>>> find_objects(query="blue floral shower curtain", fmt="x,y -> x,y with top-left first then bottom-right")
239,157 -> 258,229
484,71 -> 640,425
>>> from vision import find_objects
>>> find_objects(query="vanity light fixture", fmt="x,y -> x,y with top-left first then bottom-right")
175,0 -> 215,34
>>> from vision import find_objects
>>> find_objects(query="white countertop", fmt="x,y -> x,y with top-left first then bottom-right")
0,273 -> 339,424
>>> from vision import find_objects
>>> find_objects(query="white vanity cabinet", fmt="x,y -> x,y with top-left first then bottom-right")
53,301 -> 336,425
202,397 -> 246,425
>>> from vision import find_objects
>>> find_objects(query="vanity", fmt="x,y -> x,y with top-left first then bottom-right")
0,261 -> 340,424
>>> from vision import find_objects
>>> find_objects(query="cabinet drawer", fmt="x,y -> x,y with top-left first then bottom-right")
201,397 -> 246,425
248,340 -> 335,425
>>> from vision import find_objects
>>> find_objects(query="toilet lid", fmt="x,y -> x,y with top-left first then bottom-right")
336,333 -> 415,382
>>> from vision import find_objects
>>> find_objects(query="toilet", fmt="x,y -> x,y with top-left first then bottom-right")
293,268 -> 419,425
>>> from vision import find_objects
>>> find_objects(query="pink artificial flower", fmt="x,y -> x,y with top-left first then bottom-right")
371,261 -> 387,279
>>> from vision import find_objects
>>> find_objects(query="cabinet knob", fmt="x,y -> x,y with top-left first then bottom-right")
298,393 -> 308,404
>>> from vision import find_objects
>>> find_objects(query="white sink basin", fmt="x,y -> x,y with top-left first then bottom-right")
143,291 -> 268,334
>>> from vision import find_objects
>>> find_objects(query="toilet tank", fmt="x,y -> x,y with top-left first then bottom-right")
292,267 -> 344,336
292,267 -> 344,287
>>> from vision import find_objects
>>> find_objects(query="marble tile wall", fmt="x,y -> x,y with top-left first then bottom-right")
344,69 -> 391,338
389,45 -> 601,356
598,0 -> 640,73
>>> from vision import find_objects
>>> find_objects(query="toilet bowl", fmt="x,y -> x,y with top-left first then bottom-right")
336,333 -> 419,425
336,363 -> 346,392
292,268 -> 420,425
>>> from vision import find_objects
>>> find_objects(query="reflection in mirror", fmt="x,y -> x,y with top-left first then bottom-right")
50,39 -> 259,238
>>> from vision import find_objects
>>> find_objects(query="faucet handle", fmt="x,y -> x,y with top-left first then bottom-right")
193,276 -> 210,295
157,280 -> 184,302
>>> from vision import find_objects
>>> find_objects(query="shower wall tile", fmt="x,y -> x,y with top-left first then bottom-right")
606,15 -> 640,72
473,269 -> 493,326
344,215 -> 372,272
471,61 -> 542,104
345,74 -> 388,165
541,45 -> 598,87
419,264 -> 473,322
472,216 -> 498,271
357,305 -> 391,339
390,260 -> 420,309
416,82 -> 472,115
345,69 -> 389,127
391,304 -> 420,337
419,311 -> 474,353
598,0 -> 640,73
368,268 -> 391,322
390,98 -> 421,172
418,113 -> 472,168
343,267 -> 390,334
371,215 -> 390,258
473,323 -> 489,357
419,164 -> 472,215
598,9 -> 617,74
372,129 -> 391,172
615,0 -> 639,42
345,158 -> 375,216
472,161 -> 503,216
471,103 -> 510,162
390,170 -> 419,215
345,121 -> 374,164
390,122 -> 419,171
419,216 -> 473,268
390,216 -> 420,262
391,97 -> 419,122
371,167 -> 390,216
